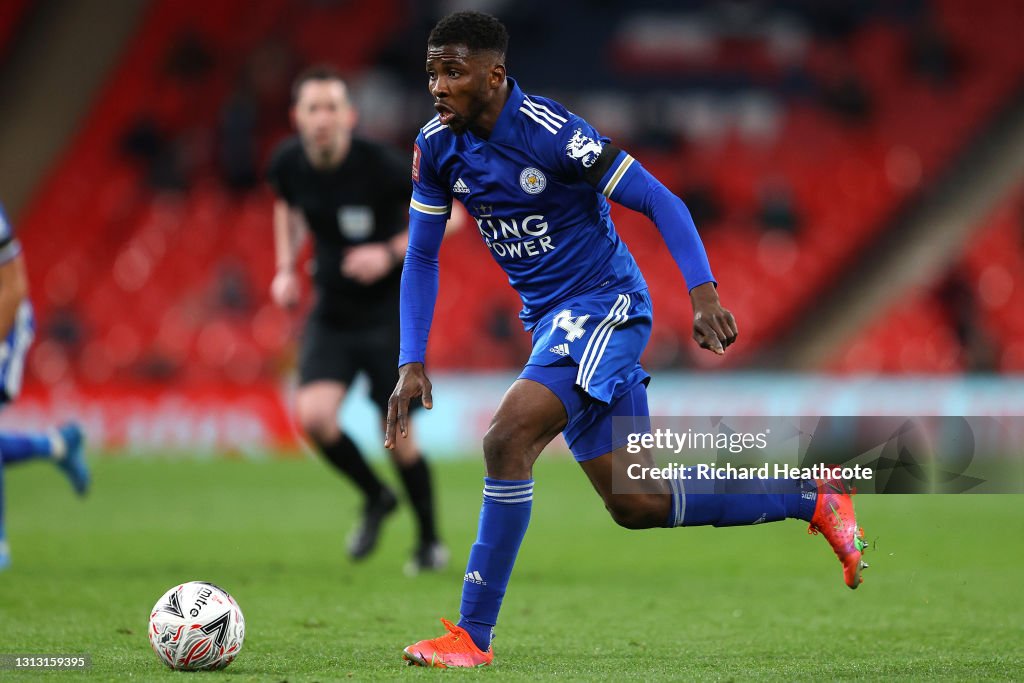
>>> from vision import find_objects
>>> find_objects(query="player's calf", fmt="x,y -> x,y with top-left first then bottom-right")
579,447 -> 672,529
603,492 -> 670,530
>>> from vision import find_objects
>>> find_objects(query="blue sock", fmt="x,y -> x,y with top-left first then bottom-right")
665,468 -> 817,527
0,431 -> 55,465
458,478 -> 533,652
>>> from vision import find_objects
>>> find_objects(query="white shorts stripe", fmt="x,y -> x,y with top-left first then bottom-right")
579,295 -> 630,392
519,107 -> 558,134
576,294 -> 629,391
576,294 -> 630,392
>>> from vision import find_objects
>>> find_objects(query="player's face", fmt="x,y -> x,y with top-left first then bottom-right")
425,44 -> 501,135
293,79 -> 354,161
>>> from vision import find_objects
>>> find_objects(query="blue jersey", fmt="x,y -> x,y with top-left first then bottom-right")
0,202 -> 32,402
410,78 -> 646,329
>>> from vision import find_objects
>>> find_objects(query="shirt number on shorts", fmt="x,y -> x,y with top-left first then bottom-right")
552,310 -> 590,342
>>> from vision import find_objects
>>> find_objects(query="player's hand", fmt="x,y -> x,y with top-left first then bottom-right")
341,244 -> 395,285
690,282 -> 738,355
270,269 -> 301,309
385,362 -> 433,449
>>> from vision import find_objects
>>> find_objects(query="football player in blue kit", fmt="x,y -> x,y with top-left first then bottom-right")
0,202 -> 88,571
386,12 -> 868,668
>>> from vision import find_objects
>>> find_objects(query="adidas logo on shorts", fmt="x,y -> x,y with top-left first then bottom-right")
453,178 -> 470,194
549,343 -> 570,357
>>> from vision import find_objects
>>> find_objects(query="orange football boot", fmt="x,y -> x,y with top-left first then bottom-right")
402,618 -> 494,668
808,467 -> 869,589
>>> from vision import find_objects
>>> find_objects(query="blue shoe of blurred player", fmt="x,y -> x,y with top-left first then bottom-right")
0,539 -> 10,571
56,423 -> 89,497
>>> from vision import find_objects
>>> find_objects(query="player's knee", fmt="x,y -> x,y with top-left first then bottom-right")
482,422 -> 534,477
605,494 -> 665,530
296,409 -> 340,444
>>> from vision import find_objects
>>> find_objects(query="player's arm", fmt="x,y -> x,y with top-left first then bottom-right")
270,199 -> 307,308
588,147 -> 737,354
0,245 -> 28,341
385,204 -> 465,258
385,138 -> 450,448
385,210 -> 446,448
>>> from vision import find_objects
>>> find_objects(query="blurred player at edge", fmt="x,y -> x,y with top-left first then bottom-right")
0,202 -> 88,571
387,12 -> 869,667
267,66 -> 449,573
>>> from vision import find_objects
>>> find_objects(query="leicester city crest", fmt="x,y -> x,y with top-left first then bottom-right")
519,167 -> 547,195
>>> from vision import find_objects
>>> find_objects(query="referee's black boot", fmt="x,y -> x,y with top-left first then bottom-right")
347,488 -> 398,560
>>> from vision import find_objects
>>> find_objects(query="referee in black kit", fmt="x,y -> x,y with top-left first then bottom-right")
267,65 -> 447,574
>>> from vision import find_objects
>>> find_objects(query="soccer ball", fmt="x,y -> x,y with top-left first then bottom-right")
147,581 -> 245,671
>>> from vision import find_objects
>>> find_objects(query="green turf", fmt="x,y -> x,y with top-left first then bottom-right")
1,454 -> 1021,680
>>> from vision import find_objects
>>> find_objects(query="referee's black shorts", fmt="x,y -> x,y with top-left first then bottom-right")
298,315 -> 412,414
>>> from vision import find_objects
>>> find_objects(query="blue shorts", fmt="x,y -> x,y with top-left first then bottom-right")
519,289 -> 652,462
0,301 -> 34,404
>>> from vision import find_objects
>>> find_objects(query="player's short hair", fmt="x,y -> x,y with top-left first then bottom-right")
428,11 -> 508,57
291,64 -> 346,103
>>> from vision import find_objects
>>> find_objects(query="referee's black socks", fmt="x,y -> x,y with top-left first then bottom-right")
397,456 -> 438,545
317,433 -> 387,503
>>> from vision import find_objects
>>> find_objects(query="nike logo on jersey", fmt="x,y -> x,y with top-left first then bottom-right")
453,178 -> 471,194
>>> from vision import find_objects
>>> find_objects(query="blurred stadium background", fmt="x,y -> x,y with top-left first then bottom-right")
0,0 -> 1023,457
1,1 -> 1023,679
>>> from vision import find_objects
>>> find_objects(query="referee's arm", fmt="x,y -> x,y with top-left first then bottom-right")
270,199 -> 307,309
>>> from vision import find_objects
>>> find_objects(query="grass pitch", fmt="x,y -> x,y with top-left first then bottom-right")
1,454 -> 1022,680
